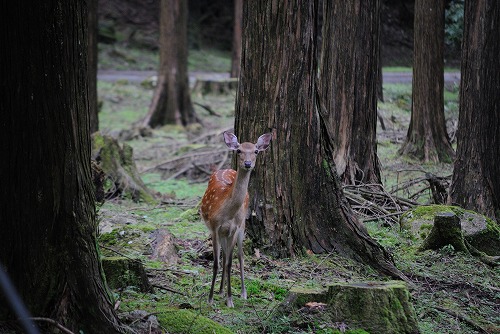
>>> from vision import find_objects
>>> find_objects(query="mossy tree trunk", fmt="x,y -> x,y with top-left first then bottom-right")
319,0 -> 382,185
143,0 -> 198,127
0,2 -> 126,332
235,0 -> 403,279
399,0 -> 454,162
448,1 -> 500,223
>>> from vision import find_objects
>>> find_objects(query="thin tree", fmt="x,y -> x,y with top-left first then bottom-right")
235,0 -> 403,279
448,1 -> 500,222
319,0 -> 382,185
0,2 -> 126,332
230,0 -> 243,78
399,0 -> 454,162
143,0 -> 198,127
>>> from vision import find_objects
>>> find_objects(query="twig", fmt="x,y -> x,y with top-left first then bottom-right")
193,102 -> 221,117
30,317 -> 75,334
150,284 -> 186,296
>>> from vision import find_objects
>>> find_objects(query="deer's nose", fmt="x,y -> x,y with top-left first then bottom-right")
244,161 -> 252,168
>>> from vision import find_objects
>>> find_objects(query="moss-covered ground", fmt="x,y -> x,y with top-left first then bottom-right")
96,45 -> 499,334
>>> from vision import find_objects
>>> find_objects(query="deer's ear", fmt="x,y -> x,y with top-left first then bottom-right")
223,131 -> 240,150
256,133 -> 272,151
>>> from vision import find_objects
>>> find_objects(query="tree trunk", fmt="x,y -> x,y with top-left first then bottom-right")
235,0 -> 403,279
319,0 -> 382,185
230,0 -> 242,78
0,2 -> 126,333
448,1 -> 500,223
143,0 -> 198,127
399,0 -> 454,162
88,0 -> 99,134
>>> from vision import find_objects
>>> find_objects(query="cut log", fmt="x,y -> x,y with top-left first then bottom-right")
192,78 -> 238,95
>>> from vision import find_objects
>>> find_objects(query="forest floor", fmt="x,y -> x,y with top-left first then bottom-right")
96,45 -> 499,334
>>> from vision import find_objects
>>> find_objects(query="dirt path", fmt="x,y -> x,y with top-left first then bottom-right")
97,70 -> 461,85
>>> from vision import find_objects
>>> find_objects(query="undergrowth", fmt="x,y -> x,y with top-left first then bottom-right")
96,47 -> 499,334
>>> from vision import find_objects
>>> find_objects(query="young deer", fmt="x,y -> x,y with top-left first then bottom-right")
200,131 -> 272,307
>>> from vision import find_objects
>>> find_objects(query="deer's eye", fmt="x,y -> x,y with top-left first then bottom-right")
254,150 -> 259,154
236,149 -> 241,154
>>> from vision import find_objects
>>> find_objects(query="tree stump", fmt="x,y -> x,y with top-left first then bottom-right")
101,256 -> 151,292
91,132 -> 156,203
419,212 -> 468,252
283,281 -> 419,334
327,281 -> 419,334
192,78 -> 238,95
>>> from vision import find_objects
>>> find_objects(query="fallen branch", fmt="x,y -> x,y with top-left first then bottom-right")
434,306 -> 490,334
30,317 -> 75,334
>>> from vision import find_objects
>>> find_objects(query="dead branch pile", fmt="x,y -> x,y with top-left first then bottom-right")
344,183 -> 417,225
344,172 -> 452,225
140,128 -> 233,182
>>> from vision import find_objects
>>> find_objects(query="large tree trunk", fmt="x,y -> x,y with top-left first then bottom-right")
399,0 -> 454,162
143,0 -> 198,127
230,0 -> 242,78
0,2 -> 126,333
319,0 -> 382,185
448,1 -> 500,223
235,0 -> 403,279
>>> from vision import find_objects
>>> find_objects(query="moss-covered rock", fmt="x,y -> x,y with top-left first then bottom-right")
327,281 -> 419,334
401,205 -> 500,255
101,256 -> 151,292
157,309 -> 233,334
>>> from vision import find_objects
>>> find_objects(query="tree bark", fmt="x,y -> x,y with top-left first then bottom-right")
319,0 -> 382,185
448,0 -> 500,223
230,0 -> 243,78
88,0 -> 99,134
143,0 -> 198,127
0,2 -> 126,332
399,0 -> 454,162
235,0 -> 403,279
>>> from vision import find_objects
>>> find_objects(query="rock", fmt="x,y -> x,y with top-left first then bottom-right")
101,256 -> 151,292
400,205 -> 500,256
150,229 -> 180,265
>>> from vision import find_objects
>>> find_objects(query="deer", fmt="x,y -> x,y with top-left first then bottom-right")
200,131 -> 272,307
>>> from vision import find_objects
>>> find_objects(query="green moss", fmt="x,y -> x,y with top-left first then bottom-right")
402,205 -> 464,221
99,231 -> 118,245
157,309 -> 233,334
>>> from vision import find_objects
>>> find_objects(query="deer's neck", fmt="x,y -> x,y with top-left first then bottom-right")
227,168 -> 251,211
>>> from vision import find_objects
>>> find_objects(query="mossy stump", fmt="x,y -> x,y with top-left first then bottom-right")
91,132 -> 156,203
419,212 -> 468,252
327,281 -> 419,334
101,256 -> 151,292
